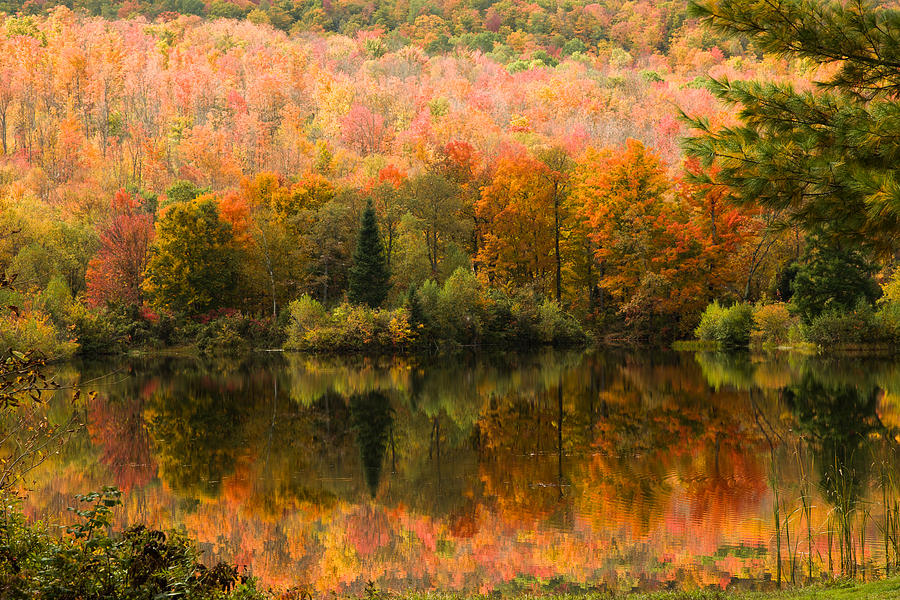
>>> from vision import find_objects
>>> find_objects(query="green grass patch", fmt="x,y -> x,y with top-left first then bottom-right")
386,579 -> 900,600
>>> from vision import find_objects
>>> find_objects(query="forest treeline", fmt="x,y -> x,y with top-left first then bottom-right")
0,0 -> 898,356
1,0 -> 713,60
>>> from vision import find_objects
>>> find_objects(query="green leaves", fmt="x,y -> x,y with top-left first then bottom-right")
1,488 -> 252,599
143,198 -> 239,316
790,235 -> 882,323
689,0 -> 900,97
683,0 -> 900,252
347,201 -> 391,309
66,486 -> 123,542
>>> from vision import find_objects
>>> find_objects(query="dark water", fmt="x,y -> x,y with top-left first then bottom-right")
23,350 -> 900,594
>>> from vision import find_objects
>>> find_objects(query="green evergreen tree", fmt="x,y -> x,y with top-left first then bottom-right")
347,201 -> 390,307
682,0 -> 900,253
791,234 -> 881,323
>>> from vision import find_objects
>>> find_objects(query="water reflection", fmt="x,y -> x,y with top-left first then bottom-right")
22,350 -> 900,593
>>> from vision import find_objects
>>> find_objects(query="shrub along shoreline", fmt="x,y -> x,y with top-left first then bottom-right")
284,268 -> 586,354
685,268 -> 900,355
8,262 -> 900,360
1,267 -> 589,360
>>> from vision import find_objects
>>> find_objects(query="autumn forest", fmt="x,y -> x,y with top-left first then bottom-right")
0,0 -> 857,356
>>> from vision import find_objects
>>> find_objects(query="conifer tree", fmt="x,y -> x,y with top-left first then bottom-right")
682,0 -> 900,253
347,201 -> 391,307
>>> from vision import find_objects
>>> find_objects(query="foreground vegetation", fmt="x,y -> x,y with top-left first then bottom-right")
692,268 -> 900,352
0,489 -> 273,599
5,484 -> 900,599
410,580 -> 900,599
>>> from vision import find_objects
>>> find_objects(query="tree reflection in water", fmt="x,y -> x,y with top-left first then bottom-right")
19,351 -> 900,594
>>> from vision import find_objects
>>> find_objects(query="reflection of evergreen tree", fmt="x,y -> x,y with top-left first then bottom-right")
309,390 -> 352,448
782,375 -> 880,560
350,391 -> 393,497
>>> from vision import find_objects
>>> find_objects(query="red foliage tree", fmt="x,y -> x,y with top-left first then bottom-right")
85,189 -> 155,307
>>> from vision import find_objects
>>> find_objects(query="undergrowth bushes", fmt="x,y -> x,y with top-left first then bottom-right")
0,309 -> 77,358
68,305 -> 282,357
694,301 -> 754,348
750,302 -> 796,347
285,268 -> 585,353
804,303 -> 886,347
695,268 -> 900,352
285,299 -> 414,352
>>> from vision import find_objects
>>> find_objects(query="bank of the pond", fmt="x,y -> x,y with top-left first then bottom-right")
47,291 -> 591,359
670,339 -> 900,357
684,299 -> 900,356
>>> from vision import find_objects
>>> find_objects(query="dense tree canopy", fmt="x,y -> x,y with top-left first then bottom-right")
0,1 -> 894,352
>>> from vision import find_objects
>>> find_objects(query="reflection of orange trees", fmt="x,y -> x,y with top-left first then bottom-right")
86,395 -> 155,492
476,388 -> 574,524
574,359 -> 770,571
471,359 -> 773,590
346,504 -> 392,557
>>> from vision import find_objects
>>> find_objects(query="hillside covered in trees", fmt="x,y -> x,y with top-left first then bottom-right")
0,0 -> 897,355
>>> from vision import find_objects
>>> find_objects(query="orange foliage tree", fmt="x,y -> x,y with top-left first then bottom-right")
573,140 -> 735,335
475,147 -> 556,296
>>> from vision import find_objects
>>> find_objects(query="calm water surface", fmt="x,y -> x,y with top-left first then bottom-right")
24,350 -> 900,593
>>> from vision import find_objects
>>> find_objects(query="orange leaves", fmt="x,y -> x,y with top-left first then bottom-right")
0,10 -> 773,217
434,140 -> 480,185
52,111 -> 98,186
377,164 -> 407,188
475,147 -> 555,293
571,139 -> 743,332
341,103 -> 387,156
111,188 -> 139,214
176,125 -> 243,189
240,171 -> 283,210
237,171 -> 333,223
217,190 -> 252,243
574,139 -> 671,270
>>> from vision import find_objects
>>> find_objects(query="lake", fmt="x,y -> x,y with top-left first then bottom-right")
21,350 -> 900,594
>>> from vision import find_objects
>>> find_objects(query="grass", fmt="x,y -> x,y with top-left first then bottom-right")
384,579 -> 900,600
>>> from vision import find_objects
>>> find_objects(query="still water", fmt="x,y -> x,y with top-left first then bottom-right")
23,350 -> 900,593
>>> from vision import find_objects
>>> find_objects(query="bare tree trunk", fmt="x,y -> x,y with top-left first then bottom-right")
554,188 -> 562,303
